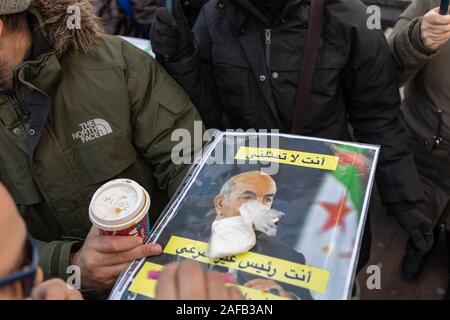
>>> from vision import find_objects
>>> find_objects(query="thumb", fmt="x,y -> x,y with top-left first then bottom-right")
156,7 -> 178,29
147,243 -> 163,256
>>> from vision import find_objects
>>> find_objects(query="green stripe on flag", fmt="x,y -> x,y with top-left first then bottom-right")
331,145 -> 368,214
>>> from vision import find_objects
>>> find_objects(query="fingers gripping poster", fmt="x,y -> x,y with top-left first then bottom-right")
109,132 -> 379,300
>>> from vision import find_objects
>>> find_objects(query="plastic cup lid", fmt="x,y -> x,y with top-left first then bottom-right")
89,179 -> 146,227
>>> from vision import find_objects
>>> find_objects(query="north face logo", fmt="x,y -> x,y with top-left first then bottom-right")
72,119 -> 113,143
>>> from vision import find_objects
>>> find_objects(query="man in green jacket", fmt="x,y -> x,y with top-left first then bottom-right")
0,0 -> 201,291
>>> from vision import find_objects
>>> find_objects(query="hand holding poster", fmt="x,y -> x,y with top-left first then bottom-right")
109,132 -> 379,300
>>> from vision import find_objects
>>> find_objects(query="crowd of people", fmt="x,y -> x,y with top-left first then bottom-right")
0,0 -> 449,300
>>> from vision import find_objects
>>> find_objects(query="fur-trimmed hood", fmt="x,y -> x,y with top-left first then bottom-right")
31,0 -> 104,56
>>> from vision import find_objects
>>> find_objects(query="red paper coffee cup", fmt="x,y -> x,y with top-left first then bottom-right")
89,179 -> 151,240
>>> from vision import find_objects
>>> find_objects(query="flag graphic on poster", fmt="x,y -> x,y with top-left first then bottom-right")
296,145 -> 369,299
109,132 -> 379,300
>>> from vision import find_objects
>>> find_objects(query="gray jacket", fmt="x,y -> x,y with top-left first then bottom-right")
389,0 -> 450,152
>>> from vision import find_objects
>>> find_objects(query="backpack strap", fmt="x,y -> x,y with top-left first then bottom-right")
291,0 -> 325,134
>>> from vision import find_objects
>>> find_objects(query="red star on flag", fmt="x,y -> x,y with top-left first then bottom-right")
318,196 -> 352,232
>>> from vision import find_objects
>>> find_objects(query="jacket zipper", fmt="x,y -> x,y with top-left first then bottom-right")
433,109 -> 443,149
265,29 -> 272,72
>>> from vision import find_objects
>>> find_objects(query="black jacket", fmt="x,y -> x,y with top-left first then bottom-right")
161,0 -> 424,205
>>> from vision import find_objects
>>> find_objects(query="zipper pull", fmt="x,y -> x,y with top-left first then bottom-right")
265,29 -> 272,45
265,29 -> 272,72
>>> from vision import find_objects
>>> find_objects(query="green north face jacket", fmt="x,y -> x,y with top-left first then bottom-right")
0,4 -> 201,281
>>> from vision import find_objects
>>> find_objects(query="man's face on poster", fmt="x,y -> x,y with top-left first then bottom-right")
214,172 -> 277,220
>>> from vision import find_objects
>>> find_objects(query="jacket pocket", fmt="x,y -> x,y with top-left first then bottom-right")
213,62 -> 257,124
312,45 -> 345,91
315,44 -> 347,69
403,122 -> 444,180
152,86 -> 189,116
72,131 -> 137,187
0,162 -> 43,205
213,62 -> 247,99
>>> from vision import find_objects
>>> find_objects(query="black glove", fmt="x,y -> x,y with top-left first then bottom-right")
389,204 -> 434,252
150,0 -> 195,62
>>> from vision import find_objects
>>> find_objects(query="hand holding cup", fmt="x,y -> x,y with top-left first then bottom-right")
71,226 -> 162,290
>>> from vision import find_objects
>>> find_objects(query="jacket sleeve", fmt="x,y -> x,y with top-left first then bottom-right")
343,15 -> 425,205
122,41 -> 203,197
160,7 -> 224,129
388,0 -> 438,85
36,239 -> 81,280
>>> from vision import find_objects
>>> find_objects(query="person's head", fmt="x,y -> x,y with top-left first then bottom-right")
0,0 -> 104,90
0,184 -> 43,300
0,0 -> 32,89
214,171 -> 277,220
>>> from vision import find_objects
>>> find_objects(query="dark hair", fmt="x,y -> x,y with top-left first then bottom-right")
0,11 -> 28,32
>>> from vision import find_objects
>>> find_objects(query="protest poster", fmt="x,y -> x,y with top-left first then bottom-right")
119,36 -> 154,56
109,132 -> 379,300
